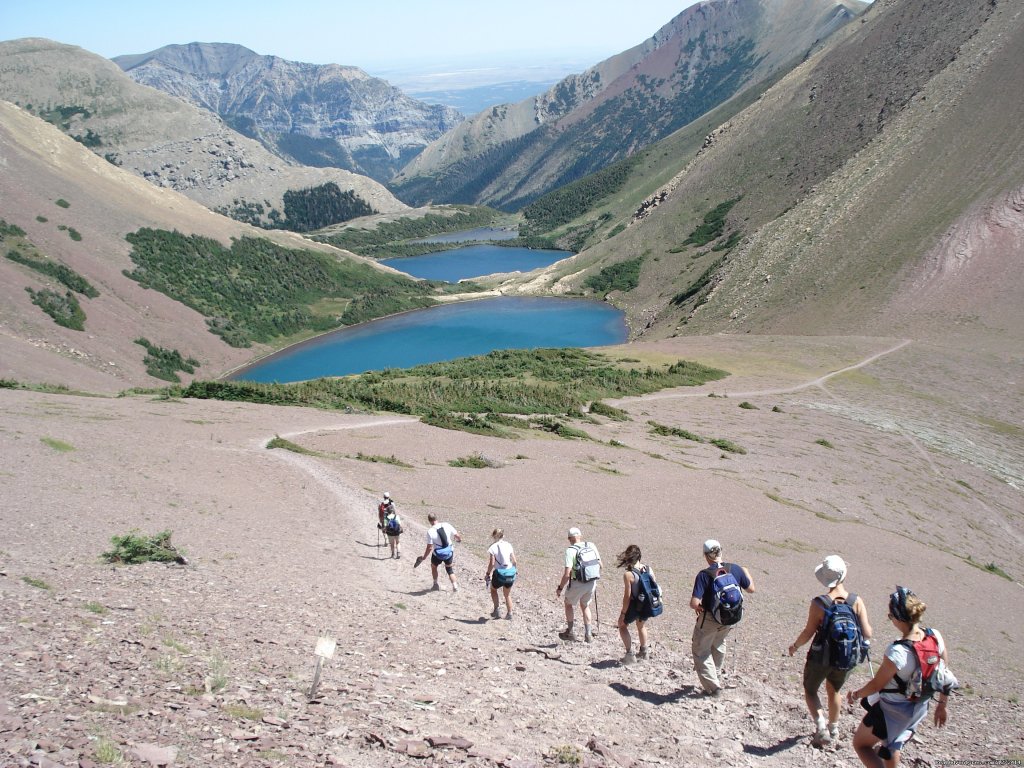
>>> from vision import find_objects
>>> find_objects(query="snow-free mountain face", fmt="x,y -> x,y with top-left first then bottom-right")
392,0 -> 866,210
0,38 -> 409,224
113,42 -> 464,183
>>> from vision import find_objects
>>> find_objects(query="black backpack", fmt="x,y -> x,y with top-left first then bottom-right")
706,565 -> 743,625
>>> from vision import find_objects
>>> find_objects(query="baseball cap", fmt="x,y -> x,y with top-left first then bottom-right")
568,527 -> 582,538
703,539 -> 721,554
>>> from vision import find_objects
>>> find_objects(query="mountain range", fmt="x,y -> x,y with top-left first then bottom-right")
113,42 -> 463,183
391,0 -> 866,209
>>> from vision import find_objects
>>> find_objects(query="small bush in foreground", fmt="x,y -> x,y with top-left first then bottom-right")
102,530 -> 187,565
648,421 -> 703,443
710,438 -> 747,455
354,452 -> 412,468
267,435 -> 319,455
589,400 -> 629,421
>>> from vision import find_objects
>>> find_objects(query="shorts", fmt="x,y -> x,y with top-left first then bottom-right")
623,601 -> 643,625
491,569 -> 516,589
564,579 -> 597,607
860,699 -> 895,761
802,657 -> 853,696
431,551 -> 455,574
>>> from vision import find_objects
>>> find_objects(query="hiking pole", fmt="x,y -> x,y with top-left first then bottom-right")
594,585 -> 600,630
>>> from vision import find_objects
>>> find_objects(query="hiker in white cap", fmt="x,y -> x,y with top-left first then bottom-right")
689,539 -> 754,696
788,555 -> 873,746
555,527 -> 601,642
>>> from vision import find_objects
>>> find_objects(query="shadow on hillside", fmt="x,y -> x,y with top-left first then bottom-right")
742,735 -> 804,756
449,616 -> 488,626
608,681 -> 696,704
393,587 -> 440,597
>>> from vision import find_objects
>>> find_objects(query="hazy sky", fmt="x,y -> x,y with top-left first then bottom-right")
1,0 -> 700,73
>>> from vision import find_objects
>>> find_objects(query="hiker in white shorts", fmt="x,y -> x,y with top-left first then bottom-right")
555,527 -> 600,642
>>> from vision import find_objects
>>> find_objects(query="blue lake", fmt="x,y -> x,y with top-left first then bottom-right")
381,244 -> 570,282
234,297 -> 627,383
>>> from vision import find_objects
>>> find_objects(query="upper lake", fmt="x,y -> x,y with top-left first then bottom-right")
381,244 -> 571,282
234,297 -> 627,383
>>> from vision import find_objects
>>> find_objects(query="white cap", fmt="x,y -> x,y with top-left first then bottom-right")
703,539 -> 722,554
383,491 -> 390,499
568,527 -> 582,538
815,555 -> 847,588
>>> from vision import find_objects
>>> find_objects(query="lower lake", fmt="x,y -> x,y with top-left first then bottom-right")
233,297 -> 627,383
381,244 -> 571,282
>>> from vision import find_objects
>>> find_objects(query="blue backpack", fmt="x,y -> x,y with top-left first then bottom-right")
433,525 -> 453,560
384,513 -> 402,535
810,594 -> 866,671
706,565 -> 743,625
632,566 -> 663,619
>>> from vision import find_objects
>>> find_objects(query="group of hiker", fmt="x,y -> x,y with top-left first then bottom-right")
374,493 -> 957,766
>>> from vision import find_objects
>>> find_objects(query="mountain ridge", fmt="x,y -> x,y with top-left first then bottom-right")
113,42 -> 464,183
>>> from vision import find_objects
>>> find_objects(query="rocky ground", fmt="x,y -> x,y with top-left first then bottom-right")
1,334 -> 1022,767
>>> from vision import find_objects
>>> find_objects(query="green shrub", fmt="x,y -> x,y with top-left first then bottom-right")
22,576 -> 51,590
55,198 -> 70,209
353,452 -> 412,467
6,250 -> 99,297
710,438 -> 747,454
682,197 -> 741,247
135,338 -> 199,383
448,453 -> 495,468
648,421 -> 704,443
589,400 -> 629,421
26,287 -> 85,330
266,436 -> 319,455
584,257 -> 642,296
738,401 -> 758,410
281,182 -> 375,232
41,436 -> 74,452
814,438 -> 835,449
102,530 -> 187,565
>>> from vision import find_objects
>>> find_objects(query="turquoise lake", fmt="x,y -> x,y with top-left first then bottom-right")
234,297 -> 627,383
381,244 -> 570,282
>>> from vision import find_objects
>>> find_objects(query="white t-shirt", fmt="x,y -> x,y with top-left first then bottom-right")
881,628 -> 946,702
488,540 -> 514,568
427,522 -> 458,549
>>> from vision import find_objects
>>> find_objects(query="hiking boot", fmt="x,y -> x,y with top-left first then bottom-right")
636,646 -> 649,660
395,552 -> 401,560
828,723 -> 839,742
558,629 -> 577,642
811,720 -> 831,748
491,608 -> 501,619
505,612 -> 513,620
704,687 -> 723,697
430,582 -> 440,591
584,630 -> 593,643
453,583 -> 460,593
620,651 -> 636,666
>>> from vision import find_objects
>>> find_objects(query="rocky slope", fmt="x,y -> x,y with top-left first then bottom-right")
113,43 -> 463,183
0,100 -> 405,390
1,333 -> 1021,766
0,39 -> 409,224
392,0 -> 865,209
499,0 -> 1023,350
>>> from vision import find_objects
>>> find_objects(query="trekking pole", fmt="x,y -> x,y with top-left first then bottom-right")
377,524 -> 381,558
594,585 -> 600,630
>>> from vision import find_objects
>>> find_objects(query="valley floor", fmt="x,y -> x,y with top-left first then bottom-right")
1,334 -> 1022,766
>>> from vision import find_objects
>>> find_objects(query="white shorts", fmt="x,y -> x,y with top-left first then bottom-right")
564,579 -> 597,606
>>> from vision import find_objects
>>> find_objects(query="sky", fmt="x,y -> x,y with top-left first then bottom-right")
1,0 -> 700,75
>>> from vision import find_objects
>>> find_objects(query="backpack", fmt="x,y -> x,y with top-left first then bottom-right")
892,628 -> 958,701
706,565 -> 743,625
384,512 -> 402,535
433,525 -> 453,560
810,594 -> 865,671
632,566 -> 663,619
572,542 -> 601,582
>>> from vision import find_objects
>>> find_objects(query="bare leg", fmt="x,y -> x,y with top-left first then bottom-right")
851,721 -> 888,768
490,585 -> 499,610
637,620 -> 649,649
825,680 -> 842,727
503,586 -> 513,614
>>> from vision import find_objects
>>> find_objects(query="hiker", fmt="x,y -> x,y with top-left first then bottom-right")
484,528 -> 518,619
415,513 -> 462,592
689,539 -> 755,696
788,555 -> 873,746
555,527 -> 601,642
377,491 -> 395,530
847,586 -> 957,768
615,544 -> 662,665
382,504 -> 403,559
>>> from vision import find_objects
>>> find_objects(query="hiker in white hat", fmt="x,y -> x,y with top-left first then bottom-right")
555,527 -> 601,643
788,555 -> 873,747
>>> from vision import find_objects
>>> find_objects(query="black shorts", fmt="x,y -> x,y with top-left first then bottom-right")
431,552 -> 454,573
860,699 -> 893,760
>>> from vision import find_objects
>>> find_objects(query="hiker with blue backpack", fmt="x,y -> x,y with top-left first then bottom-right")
415,513 -> 462,592
689,539 -> 755,696
615,544 -> 662,665
556,527 -> 601,643
846,586 -> 957,768
788,555 -> 873,747
484,528 -> 518,620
